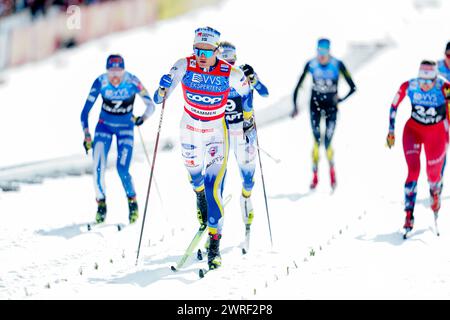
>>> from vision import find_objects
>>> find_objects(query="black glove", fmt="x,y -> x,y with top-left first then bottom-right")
241,64 -> 255,78
134,116 -> 144,126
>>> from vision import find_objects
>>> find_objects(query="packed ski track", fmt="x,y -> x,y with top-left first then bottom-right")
1,0 -> 450,299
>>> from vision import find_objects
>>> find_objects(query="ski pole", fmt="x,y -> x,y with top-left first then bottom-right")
253,115 -> 274,248
255,145 -> 281,164
135,94 -> 167,265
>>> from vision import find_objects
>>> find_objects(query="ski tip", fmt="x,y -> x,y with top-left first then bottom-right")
199,268 -> 207,278
87,224 -> 92,231
242,248 -> 247,255
403,233 -> 407,240
170,265 -> 177,272
117,224 -> 122,231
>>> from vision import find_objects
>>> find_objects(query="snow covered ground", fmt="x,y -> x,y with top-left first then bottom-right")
1,0 -> 450,299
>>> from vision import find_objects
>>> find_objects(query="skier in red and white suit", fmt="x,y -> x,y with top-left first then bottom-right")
153,27 -> 252,270
386,60 -> 450,233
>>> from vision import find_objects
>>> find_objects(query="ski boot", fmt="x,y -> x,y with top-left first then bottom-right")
128,196 -> 139,224
403,210 -> 414,232
310,170 -> 318,189
207,233 -> 222,270
196,189 -> 208,226
330,166 -> 337,190
431,191 -> 440,213
241,192 -> 254,254
96,199 -> 107,224
240,191 -> 254,227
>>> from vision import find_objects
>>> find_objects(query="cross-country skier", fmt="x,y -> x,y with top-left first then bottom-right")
218,41 -> 269,244
437,41 -> 450,81
153,27 -> 252,270
291,38 -> 356,190
437,41 -> 450,192
386,60 -> 450,235
80,54 -> 156,224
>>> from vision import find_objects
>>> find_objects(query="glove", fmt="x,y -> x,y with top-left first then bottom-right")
386,132 -> 395,148
159,74 -> 172,89
241,64 -> 255,78
83,133 -> 92,154
291,107 -> 298,118
241,64 -> 257,85
134,116 -> 144,126
243,117 -> 257,144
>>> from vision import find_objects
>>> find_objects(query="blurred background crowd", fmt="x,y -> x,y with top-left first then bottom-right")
0,0 -> 116,19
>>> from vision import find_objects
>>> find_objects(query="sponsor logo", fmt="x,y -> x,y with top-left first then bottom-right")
102,102 -> 133,114
409,80 -> 418,90
192,74 -> 203,83
190,59 -> 196,68
95,132 -> 112,139
187,106 -> 221,117
220,64 -> 230,73
190,73 -> 222,86
185,159 -> 196,167
226,114 -> 243,122
206,155 -> 224,169
104,88 -> 131,100
186,124 -> 214,133
206,140 -> 221,147
182,151 -> 196,159
118,130 -> 133,136
186,92 -> 223,105
412,92 -> 438,105
406,150 -> 420,155
428,151 -> 446,165
118,138 -> 133,147
208,146 -> 218,157
182,143 -> 197,150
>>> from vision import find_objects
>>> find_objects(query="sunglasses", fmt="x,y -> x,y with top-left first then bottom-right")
108,69 -> 124,77
194,47 -> 216,58
317,48 -> 330,56
418,78 -> 434,85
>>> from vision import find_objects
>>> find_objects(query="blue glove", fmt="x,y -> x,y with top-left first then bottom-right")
159,74 -> 172,88
243,117 -> 257,144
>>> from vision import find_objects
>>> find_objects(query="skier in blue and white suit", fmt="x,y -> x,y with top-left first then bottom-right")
437,41 -> 450,81
80,54 -> 156,224
218,41 -> 269,234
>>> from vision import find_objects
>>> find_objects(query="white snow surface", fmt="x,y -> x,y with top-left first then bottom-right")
1,0 -> 450,299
